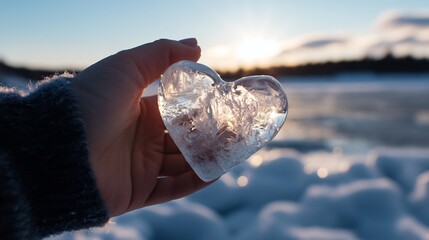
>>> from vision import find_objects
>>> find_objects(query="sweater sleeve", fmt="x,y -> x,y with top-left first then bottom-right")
0,150 -> 32,240
0,78 -> 109,239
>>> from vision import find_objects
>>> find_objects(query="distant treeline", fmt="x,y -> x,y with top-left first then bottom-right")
1,54 -> 429,81
219,54 -> 429,79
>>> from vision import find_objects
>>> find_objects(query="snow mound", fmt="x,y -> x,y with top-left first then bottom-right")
48,149 -> 429,240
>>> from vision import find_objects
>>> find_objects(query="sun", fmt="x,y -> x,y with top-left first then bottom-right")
236,36 -> 280,63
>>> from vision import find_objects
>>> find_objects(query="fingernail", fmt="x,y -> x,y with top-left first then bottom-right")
179,38 -> 198,47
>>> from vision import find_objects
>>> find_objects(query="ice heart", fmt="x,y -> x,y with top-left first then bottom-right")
158,61 -> 288,181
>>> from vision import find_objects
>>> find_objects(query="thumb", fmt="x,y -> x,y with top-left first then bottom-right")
120,38 -> 201,88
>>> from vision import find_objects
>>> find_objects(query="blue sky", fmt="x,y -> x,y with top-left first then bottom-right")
1,0 -> 428,70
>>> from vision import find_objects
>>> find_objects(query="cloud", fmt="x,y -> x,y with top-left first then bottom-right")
202,10 -> 429,70
296,38 -> 348,49
377,11 -> 429,30
273,10 -> 429,65
274,35 -> 363,65
395,36 -> 429,45
278,35 -> 348,55
366,35 -> 429,58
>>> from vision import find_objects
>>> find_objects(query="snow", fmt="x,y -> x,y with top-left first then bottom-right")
46,149 -> 429,240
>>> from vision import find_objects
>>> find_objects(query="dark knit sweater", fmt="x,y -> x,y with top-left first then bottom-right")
0,78 -> 109,239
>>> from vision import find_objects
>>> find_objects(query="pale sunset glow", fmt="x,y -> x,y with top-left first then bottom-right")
235,36 -> 280,63
201,36 -> 281,71
1,1 -> 428,71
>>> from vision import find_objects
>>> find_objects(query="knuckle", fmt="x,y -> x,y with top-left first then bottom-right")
154,38 -> 173,48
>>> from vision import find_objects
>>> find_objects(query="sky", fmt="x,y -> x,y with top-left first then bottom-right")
1,0 -> 428,71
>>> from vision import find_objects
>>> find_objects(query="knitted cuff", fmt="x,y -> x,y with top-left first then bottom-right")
0,78 -> 109,238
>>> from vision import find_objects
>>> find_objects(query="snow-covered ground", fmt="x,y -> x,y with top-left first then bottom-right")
48,148 -> 429,240
2,73 -> 429,239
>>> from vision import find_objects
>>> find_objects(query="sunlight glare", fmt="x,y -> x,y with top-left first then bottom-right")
236,36 -> 279,62
237,176 -> 249,187
317,168 -> 329,179
249,154 -> 263,168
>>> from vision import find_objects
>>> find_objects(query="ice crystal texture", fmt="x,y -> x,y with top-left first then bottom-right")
158,61 -> 288,181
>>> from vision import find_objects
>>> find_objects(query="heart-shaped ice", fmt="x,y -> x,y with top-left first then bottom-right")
158,61 -> 288,182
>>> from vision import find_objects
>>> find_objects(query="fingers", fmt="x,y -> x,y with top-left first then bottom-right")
164,133 -> 181,154
141,95 -> 189,176
160,154 -> 191,176
141,95 -> 182,155
145,171 -> 215,206
179,38 -> 198,47
140,94 -> 190,174
121,38 -> 201,88
140,95 -> 165,132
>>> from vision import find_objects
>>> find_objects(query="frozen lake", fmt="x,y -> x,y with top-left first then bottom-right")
277,73 -> 429,153
142,73 -> 429,153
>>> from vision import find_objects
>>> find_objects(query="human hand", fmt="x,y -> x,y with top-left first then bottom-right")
71,38 -> 214,217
